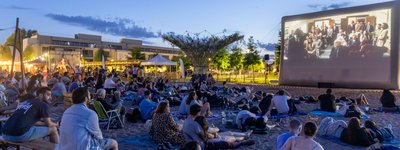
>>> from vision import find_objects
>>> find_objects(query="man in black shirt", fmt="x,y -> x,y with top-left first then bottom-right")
318,89 -> 337,112
2,87 -> 59,143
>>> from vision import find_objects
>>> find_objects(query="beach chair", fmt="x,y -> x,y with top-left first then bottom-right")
93,100 -> 124,130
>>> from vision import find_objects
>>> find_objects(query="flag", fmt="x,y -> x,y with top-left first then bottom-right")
102,53 -> 106,69
179,58 -> 185,79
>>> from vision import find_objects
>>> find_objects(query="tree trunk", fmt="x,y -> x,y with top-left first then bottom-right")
193,66 -> 208,75
252,65 -> 255,83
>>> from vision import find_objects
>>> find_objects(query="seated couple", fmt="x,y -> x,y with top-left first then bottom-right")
182,104 -> 255,149
277,119 -> 324,150
318,117 -> 394,147
319,89 -> 369,117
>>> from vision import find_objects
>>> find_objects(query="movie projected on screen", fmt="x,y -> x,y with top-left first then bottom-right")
283,8 -> 391,61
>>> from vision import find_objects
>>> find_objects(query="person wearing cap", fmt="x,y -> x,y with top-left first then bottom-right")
139,90 -> 158,121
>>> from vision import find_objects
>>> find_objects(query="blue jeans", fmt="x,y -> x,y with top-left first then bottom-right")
3,126 -> 50,142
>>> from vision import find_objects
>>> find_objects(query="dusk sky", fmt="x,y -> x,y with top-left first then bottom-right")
0,0 -> 392,52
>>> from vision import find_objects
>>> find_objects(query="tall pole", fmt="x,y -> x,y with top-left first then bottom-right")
19,29 -> 26,92
10,18 -> 19,75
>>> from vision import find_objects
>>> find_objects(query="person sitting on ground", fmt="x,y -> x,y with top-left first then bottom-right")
356,94 -> 369,106
58,87 -> 118,150
380,89 -> 396,108
281,122 -> 324,150
185,91 -> 211,117
2,87 -> 59,144
318,89 -> 336,112
96,89 -> 126,124
182,104 -> 206,148
139,90 -> 158,121
104,73 -> 116,90
340,117 -> 375,147
259,93 -> 273,115
276,119 -> 302,149
269,90 -> 291,114
195,116 -> 255,149
69,74 -> 82,93
364,120 -> 394,143
150,102 -> 186,146
52,76 -> 67,98
317,117 -> 347,138
0,84 -> 19,115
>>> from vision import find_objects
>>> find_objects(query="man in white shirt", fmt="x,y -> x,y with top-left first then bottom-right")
270,90 -> 290,114
103,74 -> 116,89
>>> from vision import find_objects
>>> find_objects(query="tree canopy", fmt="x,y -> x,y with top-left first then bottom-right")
162,32 -> 244,74
127,47 -> 145,60
243,36 -> 261,69
212,47 -> 230,70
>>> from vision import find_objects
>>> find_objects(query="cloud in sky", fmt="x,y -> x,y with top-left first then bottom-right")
46,14 -> 158,38
5,5 -> 34,10
308,2 -> 351,11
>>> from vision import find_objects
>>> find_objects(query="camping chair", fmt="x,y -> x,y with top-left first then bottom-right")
93,100 -> 124,130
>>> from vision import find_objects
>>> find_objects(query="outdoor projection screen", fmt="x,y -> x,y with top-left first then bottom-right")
279,1 -> 400,89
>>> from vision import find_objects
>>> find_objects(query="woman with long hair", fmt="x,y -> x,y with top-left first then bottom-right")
340,117 -> 375,147
281,122 -> 324,150
149,102 -> 185,145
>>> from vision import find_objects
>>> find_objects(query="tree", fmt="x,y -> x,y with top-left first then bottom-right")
172,51 -> 191,70
212,47 -> 230,71
162,32 -> 244,74
127,47 -> 145,60
23,45 -> 35,60
243,36 -> 261,82
0,28 -> 37,60
274,30 -> 282,70
93,48 -> 104,61
229,47 -> 244,78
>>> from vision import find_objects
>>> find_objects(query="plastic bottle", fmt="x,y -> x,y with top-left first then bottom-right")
221,111 -> 226,125
388,123 -> 393,130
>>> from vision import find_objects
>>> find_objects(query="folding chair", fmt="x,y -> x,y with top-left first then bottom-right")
93,100 -> 124,130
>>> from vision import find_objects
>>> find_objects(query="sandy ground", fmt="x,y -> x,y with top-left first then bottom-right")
50,85 -> 400,150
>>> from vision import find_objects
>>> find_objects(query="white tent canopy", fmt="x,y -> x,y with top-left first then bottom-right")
141,54 -> 177,66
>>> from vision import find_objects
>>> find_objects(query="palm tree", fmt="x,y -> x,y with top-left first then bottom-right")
162,32 -> 243,74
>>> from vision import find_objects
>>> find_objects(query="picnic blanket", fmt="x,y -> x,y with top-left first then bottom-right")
121,134 -> 158,148
374,107 -> 400,114
319,136 -> 400,149
309,110 -> 370,119
171,112 -> 221,120
269,112 -> 307,119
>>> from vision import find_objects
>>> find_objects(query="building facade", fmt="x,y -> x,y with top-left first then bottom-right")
23,33 -> 181,67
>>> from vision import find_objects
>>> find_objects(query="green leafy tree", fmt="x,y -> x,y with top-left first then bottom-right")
243,36 -> 261,82
212,47 -> 230,71
229,47 -> 244,78
274,30 -> 282,69
127,47 -> 145,60
23,45 -> 35,60
93,48 -> 104,61
1,28 -> 37,60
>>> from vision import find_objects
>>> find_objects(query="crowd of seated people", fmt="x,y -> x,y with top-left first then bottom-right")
1,66 -> 400,150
